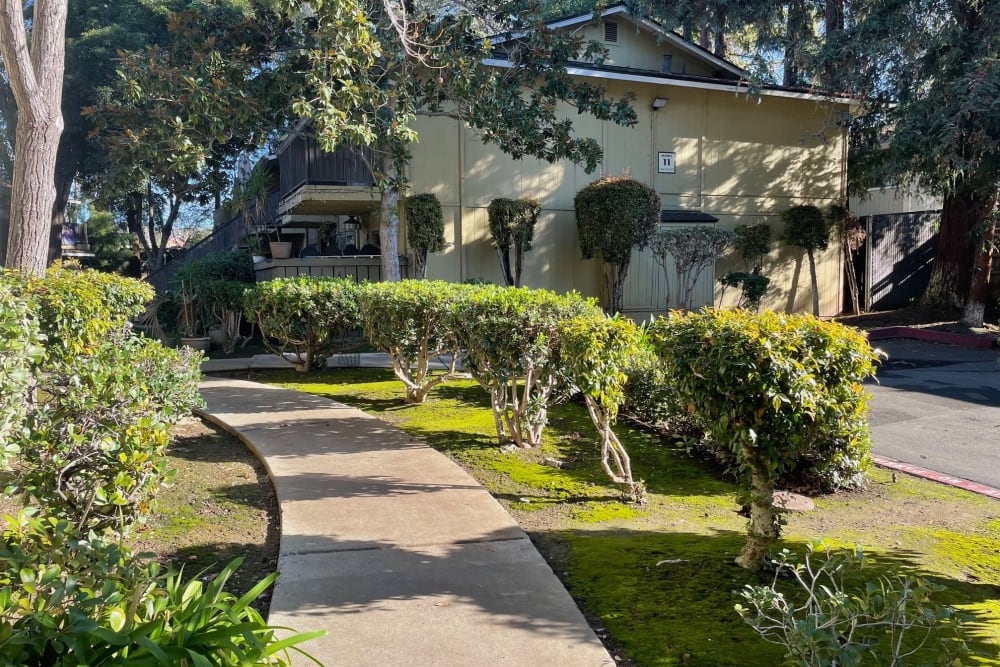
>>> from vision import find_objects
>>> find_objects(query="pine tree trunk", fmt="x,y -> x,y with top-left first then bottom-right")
0,0 -> 67,276
922,189 -> 986,308
379,160 -> 402,283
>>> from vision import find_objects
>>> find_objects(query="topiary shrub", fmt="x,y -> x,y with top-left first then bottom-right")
558,314 -> 646,502
650,309 -> 879,571
243,276 -> 362,372
359,280 -> 466,403
487,197 -> 540,287
404,193 -> 446,279
450,286 -> 601,448
719,271 -> 771,311
721,222 -> 772,310
780,205 -> 833,316
575,176 -> 660,314
650,226 -> 734,310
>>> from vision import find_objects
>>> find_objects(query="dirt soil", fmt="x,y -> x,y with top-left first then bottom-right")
835,304 -> 999,342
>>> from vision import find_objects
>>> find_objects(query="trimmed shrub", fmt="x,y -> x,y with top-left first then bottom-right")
359,280 -> 465,403
780,204 -> 833,316
0,510 -> 324,665
650,309 -> 878,570
621,347 -> 703,440
201,278 -> 251,354
16,335 -> 202,533
451,286 -> 601,448
733,222 -> 772,273
575,176 -> 660,314
244,276 -> 362,372
719,271 -> 771,311
649,226 -> 734,309
172,248 -> 254,287
487,197 -> 540,287
0,286 -> 42,458
404,193 -> 446,279
559,315 -> 646,502
4,266 -> 153,365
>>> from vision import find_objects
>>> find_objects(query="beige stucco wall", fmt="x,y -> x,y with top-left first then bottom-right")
406,66 -> 848,316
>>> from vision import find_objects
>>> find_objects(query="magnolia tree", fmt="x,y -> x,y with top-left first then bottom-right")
451,286 -> 601,448
487,198 -> 540,287
651,309 -> 878,571
650,226 -> 734,310
575,177 -> 660,314
359,280 -> 463,403
558,315 -> 646,503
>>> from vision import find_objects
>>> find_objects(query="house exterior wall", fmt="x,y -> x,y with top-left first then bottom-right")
407,80 -> 849,317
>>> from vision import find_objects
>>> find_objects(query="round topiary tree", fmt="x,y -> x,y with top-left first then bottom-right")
780,205 -> 833,316
575,176 -> 660,314
650,309 -> 879,571
487,198 -> 540,287
404,193 -> 446,279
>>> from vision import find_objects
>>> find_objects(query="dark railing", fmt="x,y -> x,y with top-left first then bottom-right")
145,190 -> 281,294
279,136 -> 376,195
255,256 -> 409,283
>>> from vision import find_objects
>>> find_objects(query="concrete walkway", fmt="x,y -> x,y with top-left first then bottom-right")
198,377 -> 613,667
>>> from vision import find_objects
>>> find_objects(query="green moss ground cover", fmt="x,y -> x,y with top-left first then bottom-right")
249,368 -> 1000,666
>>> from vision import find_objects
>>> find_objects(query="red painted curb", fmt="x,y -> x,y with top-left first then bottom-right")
866,326 -> 998,350
872,454 -> 1000,501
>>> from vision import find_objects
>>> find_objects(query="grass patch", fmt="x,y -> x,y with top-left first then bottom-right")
249,367 -> 1000,665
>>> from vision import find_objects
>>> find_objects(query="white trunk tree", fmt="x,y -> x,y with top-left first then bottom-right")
0,0 -> 67,275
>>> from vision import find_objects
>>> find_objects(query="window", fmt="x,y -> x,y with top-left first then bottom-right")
662,54 -> 672,73
604,21 -> 618,43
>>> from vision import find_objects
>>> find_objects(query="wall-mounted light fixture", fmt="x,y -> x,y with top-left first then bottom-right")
651,97 -> 668,110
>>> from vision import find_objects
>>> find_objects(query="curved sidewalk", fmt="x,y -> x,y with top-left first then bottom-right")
198,377 -> 613,667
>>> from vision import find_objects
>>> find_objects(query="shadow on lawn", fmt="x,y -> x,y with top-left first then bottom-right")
533,526 -> 1000,667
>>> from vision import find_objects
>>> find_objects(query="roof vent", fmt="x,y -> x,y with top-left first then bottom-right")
604,21 -> 618,43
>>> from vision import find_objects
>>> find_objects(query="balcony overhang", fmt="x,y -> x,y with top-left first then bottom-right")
278,184 -> 382,217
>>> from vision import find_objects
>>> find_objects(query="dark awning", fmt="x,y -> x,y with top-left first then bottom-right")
660,210 -> 719,223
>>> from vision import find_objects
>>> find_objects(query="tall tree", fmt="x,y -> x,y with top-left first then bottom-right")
0,0 -> 67,274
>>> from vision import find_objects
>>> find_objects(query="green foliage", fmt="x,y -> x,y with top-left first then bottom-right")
3,266 -> 153,365
558,315 -> 646,501
404,193 -> 446,280
780,205 -> 832,253
620,346 -> 703,438
16,335 -> 203,533
650,309 -> 879,568
650,226 -> 734,309
736,542 -> 970,666
720,271 -> 771,311
487,198 -> 541,287
575,177 -> 660,313
733,222 -> 771,272
575,177 -> 660,265
0,286 -> 42,456
450,286 -> 601,447
244,276 -> 362,372
0,510 -> 324,666
84,211 -> 134,274
358,280 -> 466,403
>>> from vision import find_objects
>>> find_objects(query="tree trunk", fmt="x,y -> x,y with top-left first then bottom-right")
921,189 -> 987,308
47,166 -> 73,265
378,160 -> 402,282
605,258 -> 630,315
0,0 -> 68,276
496,245 -> 514,286
807,248 -> 819,316
514,243 -> 525,288
735,464 -> 779,571
414,248 -> 428,279
0,180 -> 9,266
962,210 -> 996,327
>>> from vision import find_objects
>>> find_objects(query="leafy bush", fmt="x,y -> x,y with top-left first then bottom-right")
172,248 -> 255,287
0,510 -> 324,666
201,278 -> 251,353
558,315 -> 645,502
649,226 -> 734,309
404,193 -> 446,279
736,542 -> 969,666
620,347 -> 703,440
575,176 -> 660,314
487,197 -> 540,287
244,276 -> 362,372
719,271 -> 771,311
359,280 -> 465,403
781,205 -> 834,316
650,310 -> 879,570
172,250 -> 255,337
451,286 -> 601,447
15,335 -> 202,533
3,266 -> 153,365
0,286 -> 42,457
733,222 -> 771,273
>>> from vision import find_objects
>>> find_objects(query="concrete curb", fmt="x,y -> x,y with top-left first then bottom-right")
867,326 -> 998,350
872,454 -> 1000,501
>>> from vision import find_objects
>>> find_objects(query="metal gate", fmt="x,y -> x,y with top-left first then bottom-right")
852,211 -> 939,311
